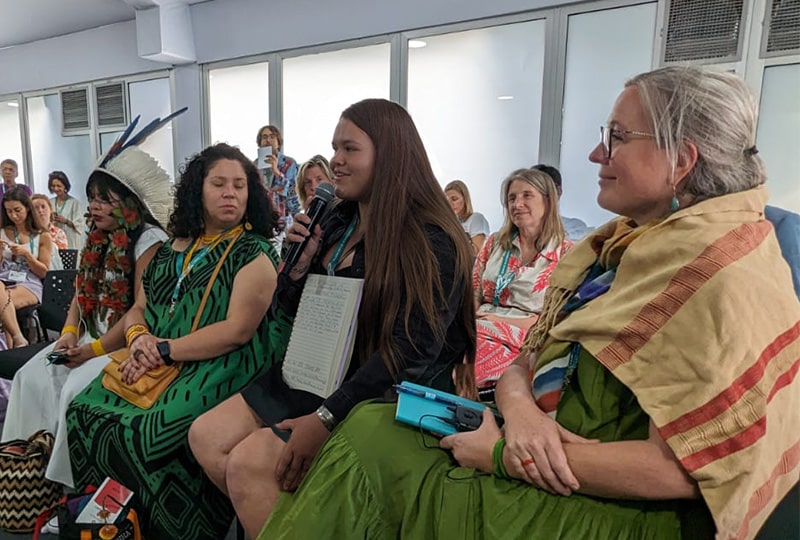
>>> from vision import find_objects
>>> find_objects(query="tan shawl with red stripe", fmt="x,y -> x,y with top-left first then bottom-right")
531,187 -> 799,540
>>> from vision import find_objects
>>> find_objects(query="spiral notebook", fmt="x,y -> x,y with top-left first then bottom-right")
282,274 -> 364,398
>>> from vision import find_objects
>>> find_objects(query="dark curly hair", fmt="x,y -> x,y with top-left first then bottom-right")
168,143 -> 277,239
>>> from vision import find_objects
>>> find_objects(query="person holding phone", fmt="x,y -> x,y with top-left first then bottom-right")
256,125 -> 300,225
0,187 -> 52,348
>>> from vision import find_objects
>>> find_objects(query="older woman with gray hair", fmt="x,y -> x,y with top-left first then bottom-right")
256,66 -> 800,540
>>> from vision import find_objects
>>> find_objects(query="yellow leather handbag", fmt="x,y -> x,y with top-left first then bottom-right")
101,232 -> 241,409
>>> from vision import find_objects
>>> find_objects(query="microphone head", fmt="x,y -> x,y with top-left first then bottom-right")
314,182 -> 336,203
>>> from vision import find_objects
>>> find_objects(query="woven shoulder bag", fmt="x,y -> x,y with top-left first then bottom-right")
0,429 -> 62,532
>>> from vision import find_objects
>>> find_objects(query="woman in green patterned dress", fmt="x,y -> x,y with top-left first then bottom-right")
66,143 -> 280,540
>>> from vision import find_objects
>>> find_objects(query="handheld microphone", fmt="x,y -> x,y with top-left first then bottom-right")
281,182 -> 336,274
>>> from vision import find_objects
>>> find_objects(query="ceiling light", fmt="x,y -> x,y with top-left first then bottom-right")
408,40 -> 427,49
7,102 -> 18,108
497,96 -> 514,101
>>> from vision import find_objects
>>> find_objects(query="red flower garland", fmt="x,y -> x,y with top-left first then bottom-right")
76,201 -> 141,339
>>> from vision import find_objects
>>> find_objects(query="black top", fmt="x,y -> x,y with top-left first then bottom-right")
242,200 -> 470,425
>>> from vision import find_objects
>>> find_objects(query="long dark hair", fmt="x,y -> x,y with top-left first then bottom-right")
341,98 -> 476,378
77,171 -> 162,337
2,186 -> 43,234
168,143 -> 277,239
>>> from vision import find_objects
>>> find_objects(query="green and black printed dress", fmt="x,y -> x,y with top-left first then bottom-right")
66,232 -> 279,540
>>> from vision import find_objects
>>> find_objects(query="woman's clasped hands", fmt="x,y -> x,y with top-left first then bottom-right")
119,332 -> 168,384
440,401 -> 598,496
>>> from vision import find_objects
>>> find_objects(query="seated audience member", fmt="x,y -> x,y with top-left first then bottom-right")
473,168 -> 572,388
0,159 -> 32,203
257,124 -> 300,220
189,98 -> 476,538
445,179 -> 490,253
48,170 -> 85,249
533,164 -> 594,241
0,187 -> 53,348
257,67 -> 800,540
31,194 -> 68,250
296,154 -> 334,211
66,143 -> 280,540
1,145 -> 170,487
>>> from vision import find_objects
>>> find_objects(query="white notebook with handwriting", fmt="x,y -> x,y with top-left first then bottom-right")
282,274 -> 364,398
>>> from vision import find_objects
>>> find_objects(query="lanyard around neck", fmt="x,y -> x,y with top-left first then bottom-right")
55,197 -> 68,215
494,232 -> 535,307
13,227 -> 35,254
170,226 -> 243,316
327,215 -> 359,276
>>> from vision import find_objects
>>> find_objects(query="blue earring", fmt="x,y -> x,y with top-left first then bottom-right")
669,186 -> 679,212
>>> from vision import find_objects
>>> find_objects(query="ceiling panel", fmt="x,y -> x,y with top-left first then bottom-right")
0,0 -> 209,50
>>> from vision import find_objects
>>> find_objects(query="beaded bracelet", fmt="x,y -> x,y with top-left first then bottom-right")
61,325 -> 79,337
90,339 -> 106,357
492,437 -> 510,479
125,324 -> 150,348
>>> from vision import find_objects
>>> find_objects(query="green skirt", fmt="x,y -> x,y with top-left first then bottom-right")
260,403 -> 710,540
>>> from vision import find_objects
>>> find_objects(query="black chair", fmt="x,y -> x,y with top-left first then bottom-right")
59,248 -> 78,270
38,269 -> 77,336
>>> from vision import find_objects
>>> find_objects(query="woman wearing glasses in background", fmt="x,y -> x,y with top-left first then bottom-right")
256,67 -> 800,540
48,170 -> 85,250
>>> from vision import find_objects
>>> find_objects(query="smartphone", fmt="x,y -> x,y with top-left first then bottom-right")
46,349 -> 70,365
257,146 -> 273,170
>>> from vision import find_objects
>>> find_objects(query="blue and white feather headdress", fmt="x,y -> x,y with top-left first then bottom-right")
93,107 -> 188,227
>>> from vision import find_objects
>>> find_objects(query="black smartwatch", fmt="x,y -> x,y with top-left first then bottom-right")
156,341 -> 174,366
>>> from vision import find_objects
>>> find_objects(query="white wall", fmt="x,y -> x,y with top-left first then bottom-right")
0,21 -> 164,96
191,0 -> 561,63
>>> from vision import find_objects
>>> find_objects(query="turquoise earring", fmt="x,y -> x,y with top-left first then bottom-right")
669,186 -> 680,212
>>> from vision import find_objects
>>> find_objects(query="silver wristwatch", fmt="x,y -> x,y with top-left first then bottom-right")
315,404 -> 338,432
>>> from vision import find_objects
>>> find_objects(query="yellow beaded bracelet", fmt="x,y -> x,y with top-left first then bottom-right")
91,339 -> 106,357
61,325 -> 79,337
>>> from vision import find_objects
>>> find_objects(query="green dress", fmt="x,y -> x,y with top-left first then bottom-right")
259,344 -> 714,539
67,233 -> 279,540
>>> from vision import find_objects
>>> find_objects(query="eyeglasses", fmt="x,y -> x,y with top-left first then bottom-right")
600,126 -> 655,160
88,195 -> 121,207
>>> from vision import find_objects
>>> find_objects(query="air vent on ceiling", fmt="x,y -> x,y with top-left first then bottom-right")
662,0 -> 745,64
765,0 -> 800,55
60,88 -> 90,133
95,82 -> 128,128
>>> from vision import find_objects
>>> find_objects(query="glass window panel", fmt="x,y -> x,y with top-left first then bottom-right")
559,3 -> 657,229
208,62 -> 269,162
100,131 -> 123,155
27,94 -> 93,207
283,44 -> 390,166
0,99 -> 25,186
757,63 -> 800,213
407,21 -> 546,233
128,77 -> 175,180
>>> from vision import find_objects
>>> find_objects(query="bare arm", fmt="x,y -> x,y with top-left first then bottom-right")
61,241 -> 161,366
471,233 -> 486,254
25,232 -> 52,278
168,254 -> 277,361
562,421 -> 700,500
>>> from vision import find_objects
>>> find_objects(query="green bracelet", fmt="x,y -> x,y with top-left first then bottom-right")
492,437 -> 510,479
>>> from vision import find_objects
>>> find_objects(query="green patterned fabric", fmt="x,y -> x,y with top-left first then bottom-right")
259,348 -> 714,540
67,233 -> 279,540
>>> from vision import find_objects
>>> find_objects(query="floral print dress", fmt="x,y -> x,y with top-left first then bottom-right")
473,233 -> 572,386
